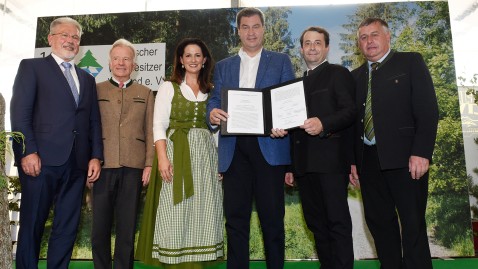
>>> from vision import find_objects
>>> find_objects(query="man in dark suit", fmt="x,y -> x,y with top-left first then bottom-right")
349,18 -> 438,269
10,17 -> 103,269
207,7 -> 295,269
271,26 -> 356,269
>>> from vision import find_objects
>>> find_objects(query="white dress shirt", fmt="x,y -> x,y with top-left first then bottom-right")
238,48 -> 262,88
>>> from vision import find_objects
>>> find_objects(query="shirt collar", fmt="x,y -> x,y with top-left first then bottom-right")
238,47 -> 263,60
109,77 -> 133,88
307,59 -> 328,73
179,80 -> 208,100
51,53 -> 75,67
368,49 -> 391,68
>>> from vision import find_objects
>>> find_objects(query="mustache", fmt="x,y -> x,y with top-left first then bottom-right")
62,44 -> 76,50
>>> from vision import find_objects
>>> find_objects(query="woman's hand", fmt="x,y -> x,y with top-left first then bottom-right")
158,157 -> 173,183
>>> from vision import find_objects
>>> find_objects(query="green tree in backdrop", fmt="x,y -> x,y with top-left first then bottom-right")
339,2 -> 413,69
415,2 -> 472,254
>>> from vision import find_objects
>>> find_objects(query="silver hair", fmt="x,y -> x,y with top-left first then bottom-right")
110,38 -> 137,63
49,17 -> 82,37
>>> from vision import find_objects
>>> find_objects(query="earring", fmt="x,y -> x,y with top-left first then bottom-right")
202,64 -> 205,68
182,64 -> 185,69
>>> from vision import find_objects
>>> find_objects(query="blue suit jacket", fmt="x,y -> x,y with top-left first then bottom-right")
10,54 -> 103,169
207,50 -> 295,173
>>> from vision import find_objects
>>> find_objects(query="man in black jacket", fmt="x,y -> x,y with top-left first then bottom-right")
350,18 -> 439,269
272,26 -> 356,269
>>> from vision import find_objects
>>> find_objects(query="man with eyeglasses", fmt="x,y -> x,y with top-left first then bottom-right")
271,26 -> 356,268
90,39 -> 154,269
10,17 -> 103,269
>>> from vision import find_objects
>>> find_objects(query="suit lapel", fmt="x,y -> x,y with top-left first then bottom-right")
46,55 -> 79,108
307,61 -> 328,78
255,50 -> 270,88
46,54 -> 65,78
368,51 -> 395,103
357,64 -> 369,105
75,65 -> 85,105
230,56 -> 241,87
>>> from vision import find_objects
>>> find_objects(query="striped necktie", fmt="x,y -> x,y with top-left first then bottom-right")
61,62 -> 79,106
364,62 -> 379,141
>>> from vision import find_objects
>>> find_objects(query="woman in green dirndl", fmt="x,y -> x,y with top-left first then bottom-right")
136,38 -> 224,268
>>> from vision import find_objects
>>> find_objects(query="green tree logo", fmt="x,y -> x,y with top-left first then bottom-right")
77,50 -> 103,77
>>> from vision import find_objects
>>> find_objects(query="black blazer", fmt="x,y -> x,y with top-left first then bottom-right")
351,51 -> 438,171
10,54 -> 103,169
290,62 -> 356,175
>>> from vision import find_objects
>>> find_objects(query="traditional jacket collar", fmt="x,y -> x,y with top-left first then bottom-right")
109,77 -> 133,88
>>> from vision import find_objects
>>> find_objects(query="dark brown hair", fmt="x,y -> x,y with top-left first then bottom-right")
170,38 -> 214,94
299,26 -> 330,48
236,7 -> 265,28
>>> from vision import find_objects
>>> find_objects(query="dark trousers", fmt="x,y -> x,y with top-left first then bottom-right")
223,137 -> 286,269
297,173 -> 353,269
360,145 -> 432,269
91,167 -> 143,269
16,151 -> 86,269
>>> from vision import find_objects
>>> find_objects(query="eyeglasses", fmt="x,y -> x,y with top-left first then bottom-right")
51,32 -> 81,42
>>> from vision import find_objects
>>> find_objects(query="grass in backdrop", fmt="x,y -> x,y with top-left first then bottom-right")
39,187 -> 318,260
246,188 -> 316,260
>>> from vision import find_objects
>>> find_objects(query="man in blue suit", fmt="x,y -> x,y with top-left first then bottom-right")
10,17 -> 103,269
207,7 -> 295,269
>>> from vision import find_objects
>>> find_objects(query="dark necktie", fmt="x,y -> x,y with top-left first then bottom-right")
364,62 -> 379,141
61,62 -> 79,106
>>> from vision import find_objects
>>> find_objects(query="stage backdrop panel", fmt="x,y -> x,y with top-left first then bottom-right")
18,0 -> 473,260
